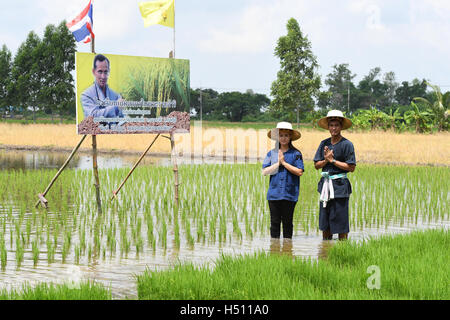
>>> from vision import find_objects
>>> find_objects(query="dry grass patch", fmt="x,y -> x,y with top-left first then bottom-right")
0,123 -> 448,165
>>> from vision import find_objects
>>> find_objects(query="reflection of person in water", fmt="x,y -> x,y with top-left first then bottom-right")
81,54 -> 124,119
269,238 -> 293,257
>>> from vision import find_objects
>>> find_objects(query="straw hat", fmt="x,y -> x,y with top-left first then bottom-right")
267,122 -> 301,141
317,110 -> 352,130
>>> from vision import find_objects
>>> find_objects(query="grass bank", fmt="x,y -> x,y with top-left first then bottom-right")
136,229 -> 449,300
0,281 -> 111,300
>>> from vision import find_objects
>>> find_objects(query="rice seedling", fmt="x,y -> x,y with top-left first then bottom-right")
31,236 -> 40,267
15,237 -> 24,269
0,232 -> 7,271
46,232 -> 55,264
74,244 -> 81,265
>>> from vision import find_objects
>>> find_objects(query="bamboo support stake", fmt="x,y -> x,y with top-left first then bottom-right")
35,135 -> 87,208
92,135 -> 102,214
170,133 -> 180,206
111,134 -> 161,201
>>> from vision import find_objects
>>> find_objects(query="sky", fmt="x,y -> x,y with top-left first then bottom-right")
1,0 -> 450,97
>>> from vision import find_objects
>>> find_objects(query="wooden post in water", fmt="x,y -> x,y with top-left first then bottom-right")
170,133 -> 179,206
92,135 -> 102,214
90,37 -> 102,214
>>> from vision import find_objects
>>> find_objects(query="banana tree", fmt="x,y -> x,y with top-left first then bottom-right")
413,82 -> 449,131
385,107 -> 402,130
404,102 -> 433,133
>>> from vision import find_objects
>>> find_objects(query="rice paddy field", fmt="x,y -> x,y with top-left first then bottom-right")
0,159 -> 448,299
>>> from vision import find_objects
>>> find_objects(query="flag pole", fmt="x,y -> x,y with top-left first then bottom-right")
89,24 -> 102,214
173,0 -> 176,58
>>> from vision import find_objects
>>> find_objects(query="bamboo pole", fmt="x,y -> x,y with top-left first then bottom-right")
35,135 -> 87,208
111,134 -> 161,201
173,0 -> 176,58
92,135 -> 102,214
89,34 -> 103,214
170,133 -> 179,206
162,133 -> 179,205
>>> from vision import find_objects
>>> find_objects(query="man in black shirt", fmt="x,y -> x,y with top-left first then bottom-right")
314,110 -> 356,241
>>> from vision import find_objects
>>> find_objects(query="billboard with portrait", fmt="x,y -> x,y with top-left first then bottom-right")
75,52 -> 190,135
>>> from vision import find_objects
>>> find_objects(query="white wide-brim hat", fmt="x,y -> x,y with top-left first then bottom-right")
317,110 -> 352,130
267,122 -> 301,141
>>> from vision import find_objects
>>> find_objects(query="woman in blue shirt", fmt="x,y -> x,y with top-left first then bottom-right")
262,122 -> 304,239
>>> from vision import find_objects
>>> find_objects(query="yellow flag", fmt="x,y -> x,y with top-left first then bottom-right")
139,0 -> 174,28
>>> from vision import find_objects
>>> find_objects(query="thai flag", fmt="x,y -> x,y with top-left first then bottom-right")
66,0 -> 94,43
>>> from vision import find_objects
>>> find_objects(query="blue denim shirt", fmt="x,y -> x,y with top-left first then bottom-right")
262,148 -> 304,202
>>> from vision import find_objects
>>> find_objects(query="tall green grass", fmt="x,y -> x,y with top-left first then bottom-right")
136,229 -> 449,300
0,281 -> 111,300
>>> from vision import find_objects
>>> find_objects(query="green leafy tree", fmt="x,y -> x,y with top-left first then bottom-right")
323,63 -> 356,112
0,44 -> 12,117
413,82 -> 449,131
354,67 -> 391,110
395,79 -> 427,106
218,91 -> 269,122
270,18 -> 321,122
190,88 -> 219,120
10,31 -> 42,122
39,22 -> 76,122
383,71 -> 399,108
241,90 -> 271,121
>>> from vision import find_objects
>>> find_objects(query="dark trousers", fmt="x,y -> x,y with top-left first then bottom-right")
319,197 -> 350,235
268,200 -> 296,238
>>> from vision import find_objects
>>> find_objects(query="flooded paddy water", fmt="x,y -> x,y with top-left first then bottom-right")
0,149 -> 448,299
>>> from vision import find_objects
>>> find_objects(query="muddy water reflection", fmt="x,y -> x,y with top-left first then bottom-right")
0,149 -> 170,170
269,239 -> 293,257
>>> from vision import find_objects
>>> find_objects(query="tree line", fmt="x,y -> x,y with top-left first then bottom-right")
267,18 -> 449,132
0,19 -> 448,132
0,22 -> 76,122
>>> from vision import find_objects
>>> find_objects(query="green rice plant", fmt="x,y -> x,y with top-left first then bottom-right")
25,217 -> 32,245
159,219 -> 167,250
31,236 -> 40,267
0,281 -> 112,300
174,219 -> 180,249
0,232 -> 7,271
61,231 -> 71,263
46,235 -> 55,264
15,237 -> 24,269
87,244 -> 93,262
78,224 -> 86,255
74,244 -> 81,265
